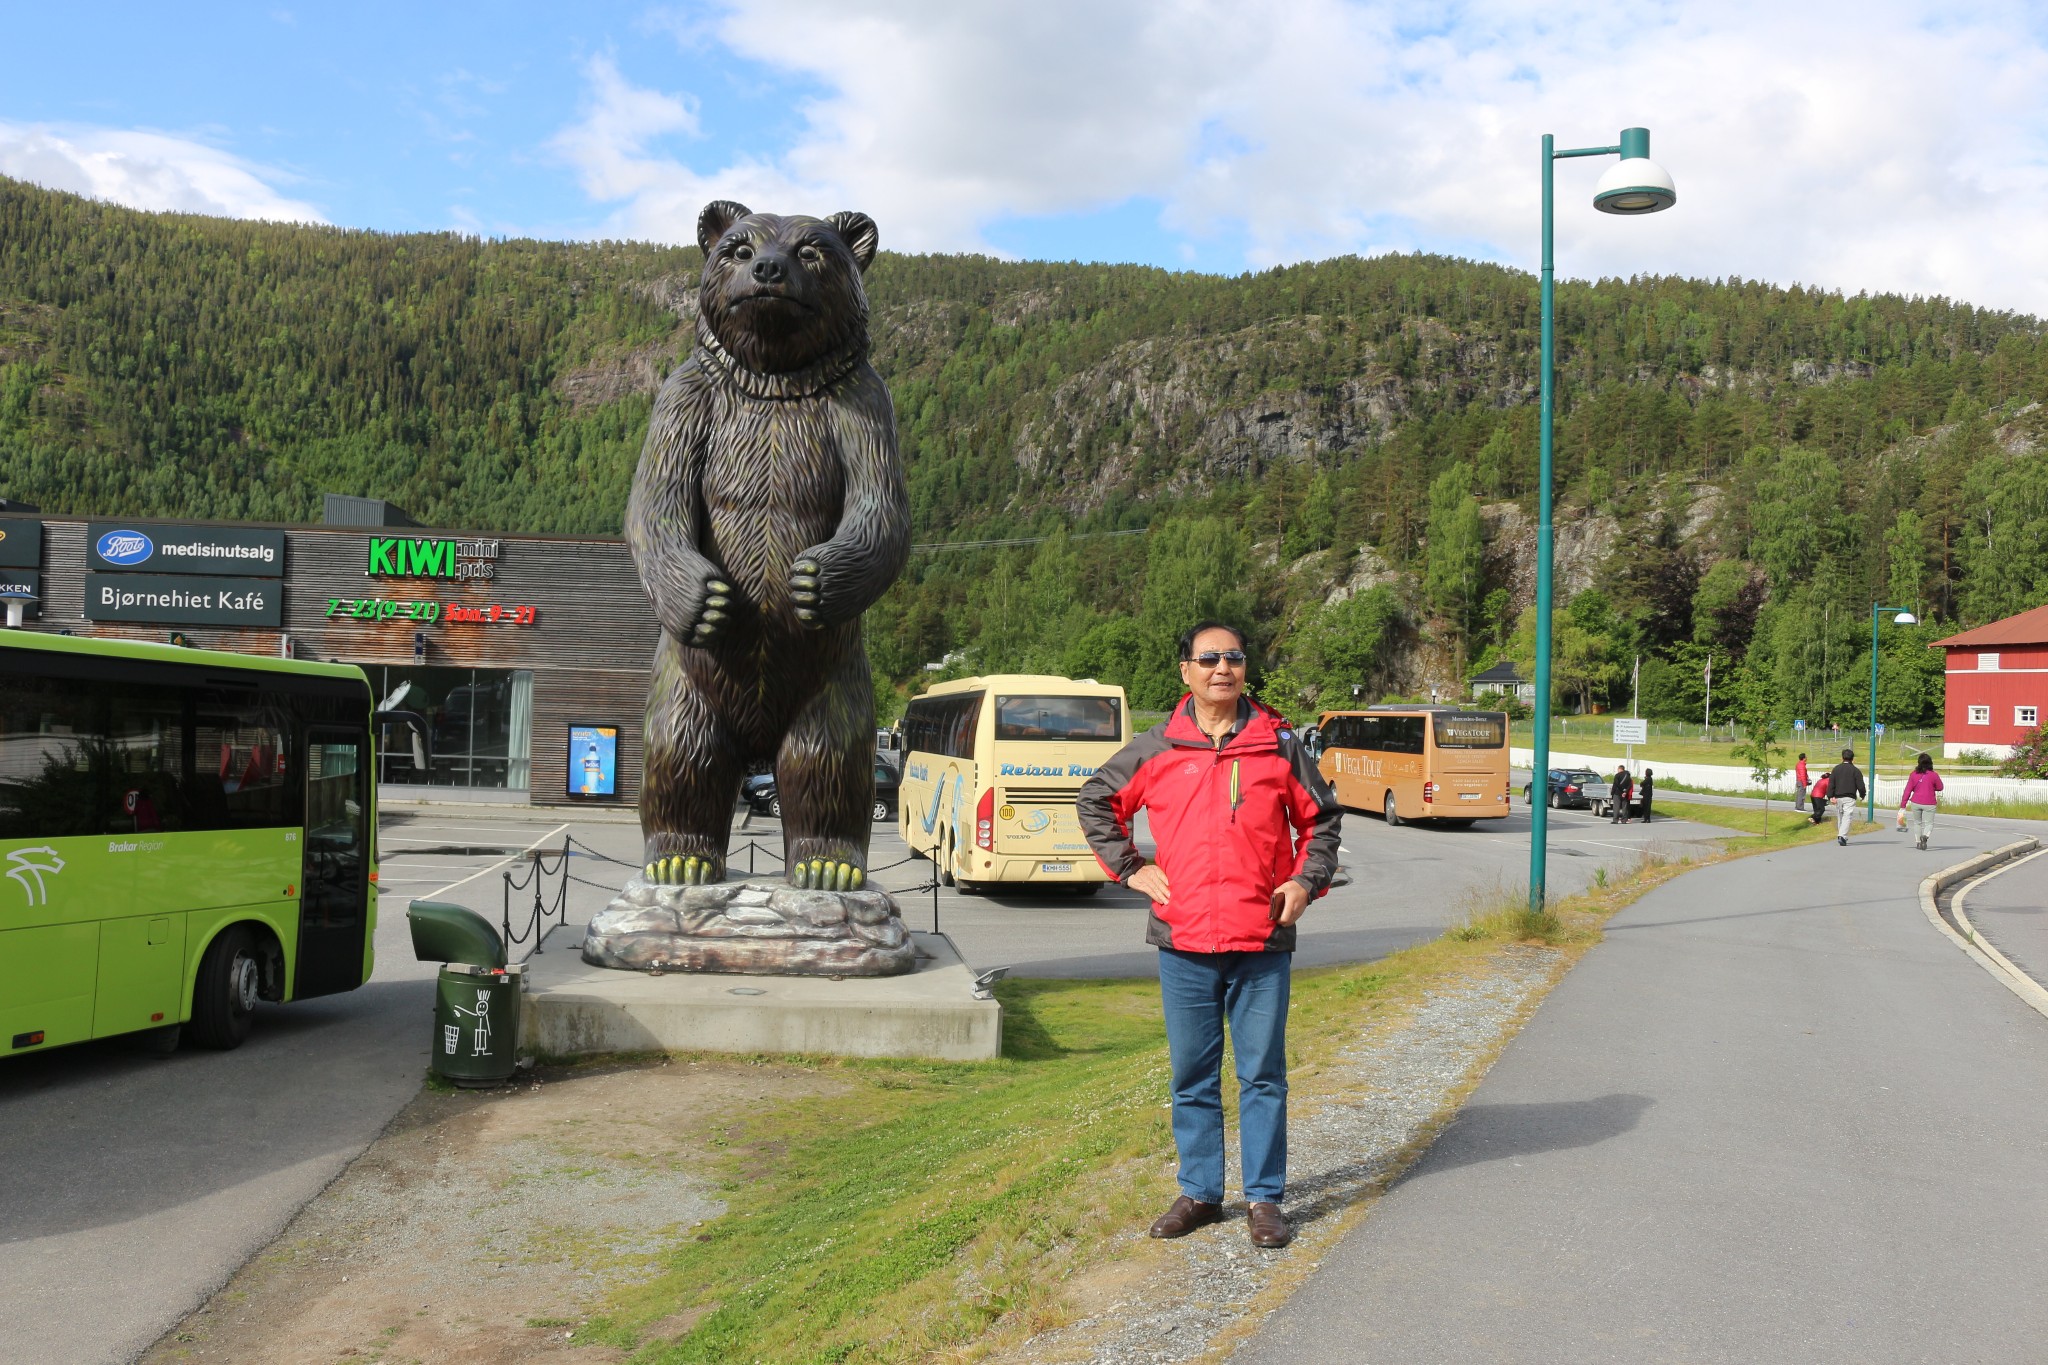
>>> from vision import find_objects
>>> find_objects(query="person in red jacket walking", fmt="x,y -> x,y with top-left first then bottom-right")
1078,621 -> 1342,1250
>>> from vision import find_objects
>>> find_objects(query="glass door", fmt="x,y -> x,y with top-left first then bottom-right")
296,729 -> 369,999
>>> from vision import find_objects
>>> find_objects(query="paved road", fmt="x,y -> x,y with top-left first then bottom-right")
0,805 -> 632,1365
0,796 -> 1725,1365
1244,810 -> 2048,1362
1954,846 -> 2048,990
865,802 -> 1726,979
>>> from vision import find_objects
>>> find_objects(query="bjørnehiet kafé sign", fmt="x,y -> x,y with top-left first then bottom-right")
0,518 -> 43,569
85,574 -> 282,626
87,523 -> 286,576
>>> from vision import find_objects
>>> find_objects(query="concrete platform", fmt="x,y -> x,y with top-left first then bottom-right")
521,925 -> 1001,1061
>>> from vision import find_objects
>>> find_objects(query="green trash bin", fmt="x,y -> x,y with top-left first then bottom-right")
431,961 -> 525,1086
408,899 -> 525,1087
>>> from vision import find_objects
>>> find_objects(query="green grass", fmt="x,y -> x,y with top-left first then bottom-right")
1935,797 -> 2048,820
572,905 -> 1603,1363
1655,798 -> 1862,847
1510,722 -> 1973,778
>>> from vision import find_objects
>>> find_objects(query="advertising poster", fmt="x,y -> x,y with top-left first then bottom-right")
568,724 -> 618,797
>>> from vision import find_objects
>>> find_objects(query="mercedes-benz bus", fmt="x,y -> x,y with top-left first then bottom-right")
899,675 -> 1127,891
2,631 -> 376,1055
1315,704 -> 1511,826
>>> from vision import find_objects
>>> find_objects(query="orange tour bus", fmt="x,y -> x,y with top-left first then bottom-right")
1315,705 -> 1512,826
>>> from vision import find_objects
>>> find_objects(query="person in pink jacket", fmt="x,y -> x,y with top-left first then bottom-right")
1900,752 -> 1945,852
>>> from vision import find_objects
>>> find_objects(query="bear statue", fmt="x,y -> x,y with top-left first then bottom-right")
626,200 -> 909,893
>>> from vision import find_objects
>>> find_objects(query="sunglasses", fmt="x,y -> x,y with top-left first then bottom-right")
1183,649 -> 1247,667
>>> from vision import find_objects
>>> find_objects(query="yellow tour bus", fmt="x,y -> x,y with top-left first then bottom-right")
899,675 -> 1128,892
1315,704 -> 1512,827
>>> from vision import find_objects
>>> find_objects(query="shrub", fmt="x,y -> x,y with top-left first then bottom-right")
1999,726 -> 2048,779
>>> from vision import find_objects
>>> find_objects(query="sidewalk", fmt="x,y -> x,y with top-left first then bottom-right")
1242,817 -> 2048,1362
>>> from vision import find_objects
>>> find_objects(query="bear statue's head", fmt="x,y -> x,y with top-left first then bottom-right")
695,201 -> 878,378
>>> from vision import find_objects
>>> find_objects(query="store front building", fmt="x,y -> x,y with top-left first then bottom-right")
0,514 -> 659,806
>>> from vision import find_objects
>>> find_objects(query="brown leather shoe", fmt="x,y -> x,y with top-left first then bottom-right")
1247,1201 -> 1292,1248
1148,1194 -> 1223,1239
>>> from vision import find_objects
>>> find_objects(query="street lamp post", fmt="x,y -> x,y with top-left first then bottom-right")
1868,605 -> 1917,821
1529,128 -> 1676,914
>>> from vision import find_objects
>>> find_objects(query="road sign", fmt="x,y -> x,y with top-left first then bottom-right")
1794,719 -> 1806,731
1876,722 -> 1886,736
1612,718 -> 1648,745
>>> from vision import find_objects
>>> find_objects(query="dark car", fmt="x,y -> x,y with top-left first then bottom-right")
742,764 -> 900,822
1523,767 -> 1610,811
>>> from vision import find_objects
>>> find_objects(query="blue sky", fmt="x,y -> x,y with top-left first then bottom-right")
4,2 -> 2047,310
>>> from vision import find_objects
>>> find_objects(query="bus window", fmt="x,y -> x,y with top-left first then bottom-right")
995,694 -> 1122,741
1433,713 -> 1506,748
0,677 -> 103,840
1383,716 -> 1426,755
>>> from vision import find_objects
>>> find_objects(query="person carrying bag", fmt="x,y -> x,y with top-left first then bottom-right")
1899,753 -> 1944,852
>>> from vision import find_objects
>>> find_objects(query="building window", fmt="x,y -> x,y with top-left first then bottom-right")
1969,705 -> 1990,725
2018,706 -> 2039,729
1979,653 -> 2001,671
367,666 -> 534,790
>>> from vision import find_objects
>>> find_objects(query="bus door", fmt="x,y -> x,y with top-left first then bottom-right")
297,728 -> 370,998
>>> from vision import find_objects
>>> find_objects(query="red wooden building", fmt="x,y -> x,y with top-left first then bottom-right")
1932,604 -> 2048,758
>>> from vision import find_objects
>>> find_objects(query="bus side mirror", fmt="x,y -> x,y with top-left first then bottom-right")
407,899 -> 506,970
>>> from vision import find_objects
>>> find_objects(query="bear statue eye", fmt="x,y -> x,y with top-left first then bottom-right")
798,244 -> 821,262
732,243 -> 754,262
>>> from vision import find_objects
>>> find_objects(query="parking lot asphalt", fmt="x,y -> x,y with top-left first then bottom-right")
3,793 -> 1723,1365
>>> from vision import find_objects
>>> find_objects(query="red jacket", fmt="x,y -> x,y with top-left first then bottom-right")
1078,696 -> 1343,953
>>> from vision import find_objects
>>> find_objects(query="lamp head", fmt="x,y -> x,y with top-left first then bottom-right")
1593,127 -> 1675,215
1893,611 -> 1917,625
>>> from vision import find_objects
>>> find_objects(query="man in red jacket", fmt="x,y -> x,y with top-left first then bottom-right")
1078,620 -> 1343,1250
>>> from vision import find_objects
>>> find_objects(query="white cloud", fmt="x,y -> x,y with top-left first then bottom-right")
552,0 -> 2048,313
0,122 -> 326,224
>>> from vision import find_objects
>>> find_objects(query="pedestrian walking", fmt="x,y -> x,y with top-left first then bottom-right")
1610,763 -> 1634,824
1899,752 -> 1945,852
1637,768 -> 1655,824
1808,771 -> 1830,824
1077,620 -> 1342,1251
1827,747 -> 1866,846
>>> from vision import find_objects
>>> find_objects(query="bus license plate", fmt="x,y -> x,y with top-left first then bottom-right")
1459,793 -> 1481,801
1041,862 -> 1072,874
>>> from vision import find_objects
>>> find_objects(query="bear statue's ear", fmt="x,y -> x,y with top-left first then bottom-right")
697,200 -> 753,258
825,211 -> 879,272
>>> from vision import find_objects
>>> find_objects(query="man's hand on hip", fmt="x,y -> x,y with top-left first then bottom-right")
1269,878 -> 1310,925
1128,864 -> 1170,904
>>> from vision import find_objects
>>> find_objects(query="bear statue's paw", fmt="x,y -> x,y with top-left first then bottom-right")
789,557 -> 823,626
646,853 -> 725,885
789,857 -> 864,891
687,577 -> 735,646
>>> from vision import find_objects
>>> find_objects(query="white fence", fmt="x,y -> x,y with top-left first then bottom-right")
1512,748 -> 2048,806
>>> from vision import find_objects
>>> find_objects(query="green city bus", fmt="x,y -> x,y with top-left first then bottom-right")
1,630 -> 376,1054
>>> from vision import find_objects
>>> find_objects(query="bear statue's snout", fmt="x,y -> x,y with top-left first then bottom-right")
751,254 -> 788,285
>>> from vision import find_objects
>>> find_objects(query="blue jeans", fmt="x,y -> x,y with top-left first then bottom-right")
1157,947 -> 1291,1204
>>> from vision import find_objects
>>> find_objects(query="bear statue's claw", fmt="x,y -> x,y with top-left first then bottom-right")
688,579 -> 734,646
646,854 -> 724,886
790,858 -> 863,891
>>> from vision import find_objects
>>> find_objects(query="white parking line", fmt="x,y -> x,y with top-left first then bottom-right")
400,822 -> 571,902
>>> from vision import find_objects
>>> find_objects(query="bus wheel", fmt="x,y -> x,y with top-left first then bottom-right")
1383,792 -> 1402,827
188,926 -> 261,1050
939,841 -> 956,887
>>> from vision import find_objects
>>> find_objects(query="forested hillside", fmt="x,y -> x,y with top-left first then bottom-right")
4,175 -> 2046,727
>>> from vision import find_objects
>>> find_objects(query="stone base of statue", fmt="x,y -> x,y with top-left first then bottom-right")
581,876 -> 917,977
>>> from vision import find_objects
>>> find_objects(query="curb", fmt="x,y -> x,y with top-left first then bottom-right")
1918,838 -> 2048,1021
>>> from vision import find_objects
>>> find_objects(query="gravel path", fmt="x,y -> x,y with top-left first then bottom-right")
1010,944 -> 1566,1364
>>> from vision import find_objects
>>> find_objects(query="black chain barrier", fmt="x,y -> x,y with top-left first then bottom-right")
500,837 -> 571,959
550,833 -> 946,934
